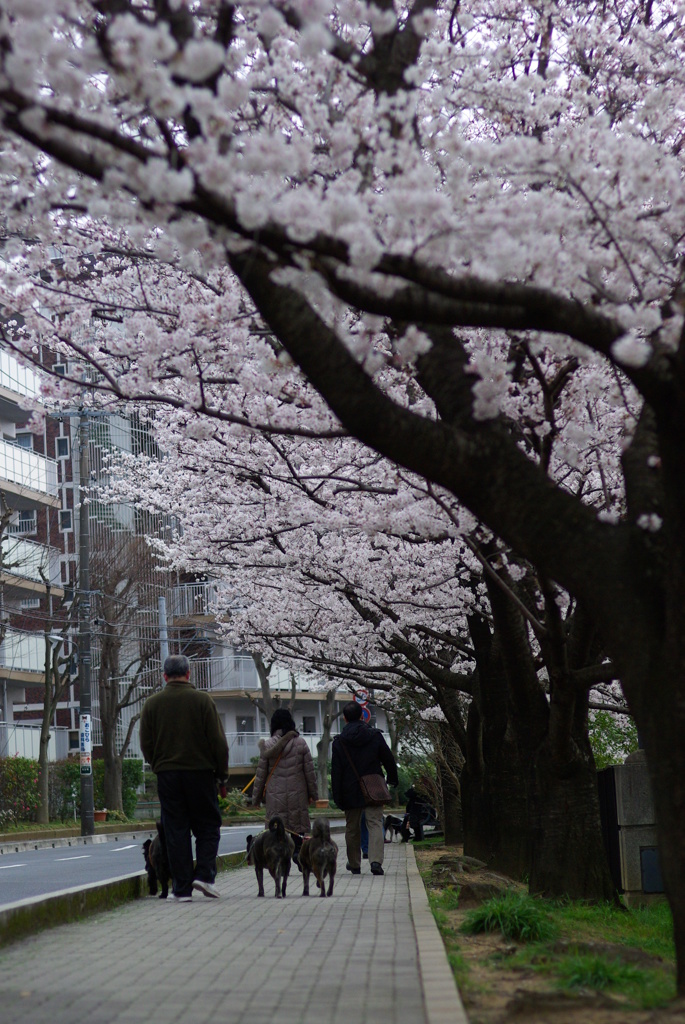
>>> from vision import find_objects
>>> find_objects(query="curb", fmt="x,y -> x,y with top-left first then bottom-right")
406,845 -> 469,1024
0,848 -> 245,948
0,829 -> 158,855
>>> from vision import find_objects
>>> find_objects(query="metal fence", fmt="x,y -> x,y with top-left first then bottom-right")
0,722 -> 70,761
0,630 -> 46,673
191,656 -> 258,692
1,536 -> 61,586
226,731 -> 322,767
0,438 -> 58,496
0,351 -> 40,398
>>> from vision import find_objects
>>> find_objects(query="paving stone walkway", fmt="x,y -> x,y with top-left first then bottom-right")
0,842 -> 467,1024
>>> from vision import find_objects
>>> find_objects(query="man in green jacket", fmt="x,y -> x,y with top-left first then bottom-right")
140,654 -> 229,902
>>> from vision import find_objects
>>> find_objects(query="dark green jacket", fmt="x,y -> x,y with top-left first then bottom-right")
139,681 -> 229,775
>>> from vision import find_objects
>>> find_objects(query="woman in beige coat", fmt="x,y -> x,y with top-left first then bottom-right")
252,708 -> 318,834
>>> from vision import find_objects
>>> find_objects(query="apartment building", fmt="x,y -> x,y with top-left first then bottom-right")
0,347 -> 387,781
0,350 -> 68,760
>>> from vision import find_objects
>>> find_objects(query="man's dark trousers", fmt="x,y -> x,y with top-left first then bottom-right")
157,770 -> 222,897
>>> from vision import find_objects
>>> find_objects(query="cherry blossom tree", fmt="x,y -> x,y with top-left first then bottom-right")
110,411 -> 616,896
1,0 -> 685,988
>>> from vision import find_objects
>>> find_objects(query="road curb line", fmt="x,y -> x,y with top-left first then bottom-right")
0,849 -> 245,948
406,845 -> 469,1024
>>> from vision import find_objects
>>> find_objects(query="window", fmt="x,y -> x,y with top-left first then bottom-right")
15,433 -> 33,449
20,598 -> 41,610
302,715 -> 317,734
237,716 -> 255,733
53,364 -> 66,376
56,437 -> 69,459
59,509 -> 73,531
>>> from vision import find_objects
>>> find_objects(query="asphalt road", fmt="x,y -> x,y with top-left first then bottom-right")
0,825 -> 254,906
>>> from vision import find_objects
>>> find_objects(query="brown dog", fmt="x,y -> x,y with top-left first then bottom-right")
299,818 -> 338,897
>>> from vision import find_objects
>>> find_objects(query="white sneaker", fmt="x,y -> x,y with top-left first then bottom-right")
192,879 -> 220,898
172,895 -> 193,903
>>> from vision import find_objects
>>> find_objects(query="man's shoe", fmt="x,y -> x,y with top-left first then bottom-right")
345,862 -> 361,874
172,894 -> 193,903
192,879 -> 220,898
370,862 -> 384,876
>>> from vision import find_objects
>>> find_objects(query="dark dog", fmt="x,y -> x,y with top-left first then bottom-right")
299,818 -> 338,897
143,821 -> 170,899
246,816 -> 295,898
384,814 -> 411,843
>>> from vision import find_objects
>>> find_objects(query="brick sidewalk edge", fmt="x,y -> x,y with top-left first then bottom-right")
0,848 -> 245,948
406,845 -> 469,1024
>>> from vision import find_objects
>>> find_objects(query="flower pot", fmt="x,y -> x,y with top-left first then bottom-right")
93,810 -> 107,822
315,799 -> 329,809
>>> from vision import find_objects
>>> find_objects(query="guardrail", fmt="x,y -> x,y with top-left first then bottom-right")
0,722 -> 69,760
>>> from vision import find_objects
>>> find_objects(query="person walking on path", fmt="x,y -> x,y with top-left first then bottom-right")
331,701 -> 399,876
139,653 -> 229,902
252,708 -> 318,835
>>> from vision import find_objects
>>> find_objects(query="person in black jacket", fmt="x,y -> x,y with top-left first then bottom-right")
331,702 -> 399,876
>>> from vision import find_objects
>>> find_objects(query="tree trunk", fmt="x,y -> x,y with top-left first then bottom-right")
528,737 -> 616,900
101,714 -> 124,812
253,653 -> 275,721
624,650 -> 685,995
36,726 -> 51,825
461,699 -> 530,878
315,690 -> 337,800
438,757 -> 462,846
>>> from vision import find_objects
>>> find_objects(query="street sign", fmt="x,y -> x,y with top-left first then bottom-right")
80,714 -> 92,776
354,689 -> 370,704
361,705 -> 371,723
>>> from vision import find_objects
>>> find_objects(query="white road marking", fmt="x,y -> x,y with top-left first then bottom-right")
0,863 -> 27,869
55,855 -> 91,861
110,844 -> 138,852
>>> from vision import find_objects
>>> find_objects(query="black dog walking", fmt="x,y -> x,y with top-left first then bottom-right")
143,821 -> 171,899
246,816 -> 295,898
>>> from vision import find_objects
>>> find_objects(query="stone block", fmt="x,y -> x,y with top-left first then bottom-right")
614,762 -> 655,827
618,825 -> 659,892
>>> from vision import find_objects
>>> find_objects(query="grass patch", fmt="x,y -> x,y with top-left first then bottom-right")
461,891 -> 557,943
553,899 -> 675,962
417,847 -> 677,1014
556,951 -> 675,1008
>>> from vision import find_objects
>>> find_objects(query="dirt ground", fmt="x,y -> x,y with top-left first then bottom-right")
414,845 -> 685,1024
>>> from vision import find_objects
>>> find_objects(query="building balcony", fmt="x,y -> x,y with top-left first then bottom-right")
0,351 -> 40,422
191,655 -> 258,692
0,721 -> 69,761
167,582 -> 223,621
225,731 -> 326,768
0,535 -> 62,595
0,629 -> 47,682
0,439 -> 59,508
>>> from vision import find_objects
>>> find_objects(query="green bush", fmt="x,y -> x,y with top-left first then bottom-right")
219,787 -> 248,816
49,759 -> 81,820
92,759 -> 143,818
461,892 -> 557,943
0,755 -> 41,821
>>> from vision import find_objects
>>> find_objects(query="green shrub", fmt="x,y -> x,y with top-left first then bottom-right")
0,755 -> 41,821
461,892 -> 557,943
220,787 -> 247,816
558,952 -> 642,991
48,758 -> 81,820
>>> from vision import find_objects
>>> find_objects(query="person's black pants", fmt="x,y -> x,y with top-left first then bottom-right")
156,770 -> 221,897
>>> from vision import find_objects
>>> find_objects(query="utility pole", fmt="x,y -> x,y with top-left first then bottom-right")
78,412 -> 94,836
158,595 -> 169,665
